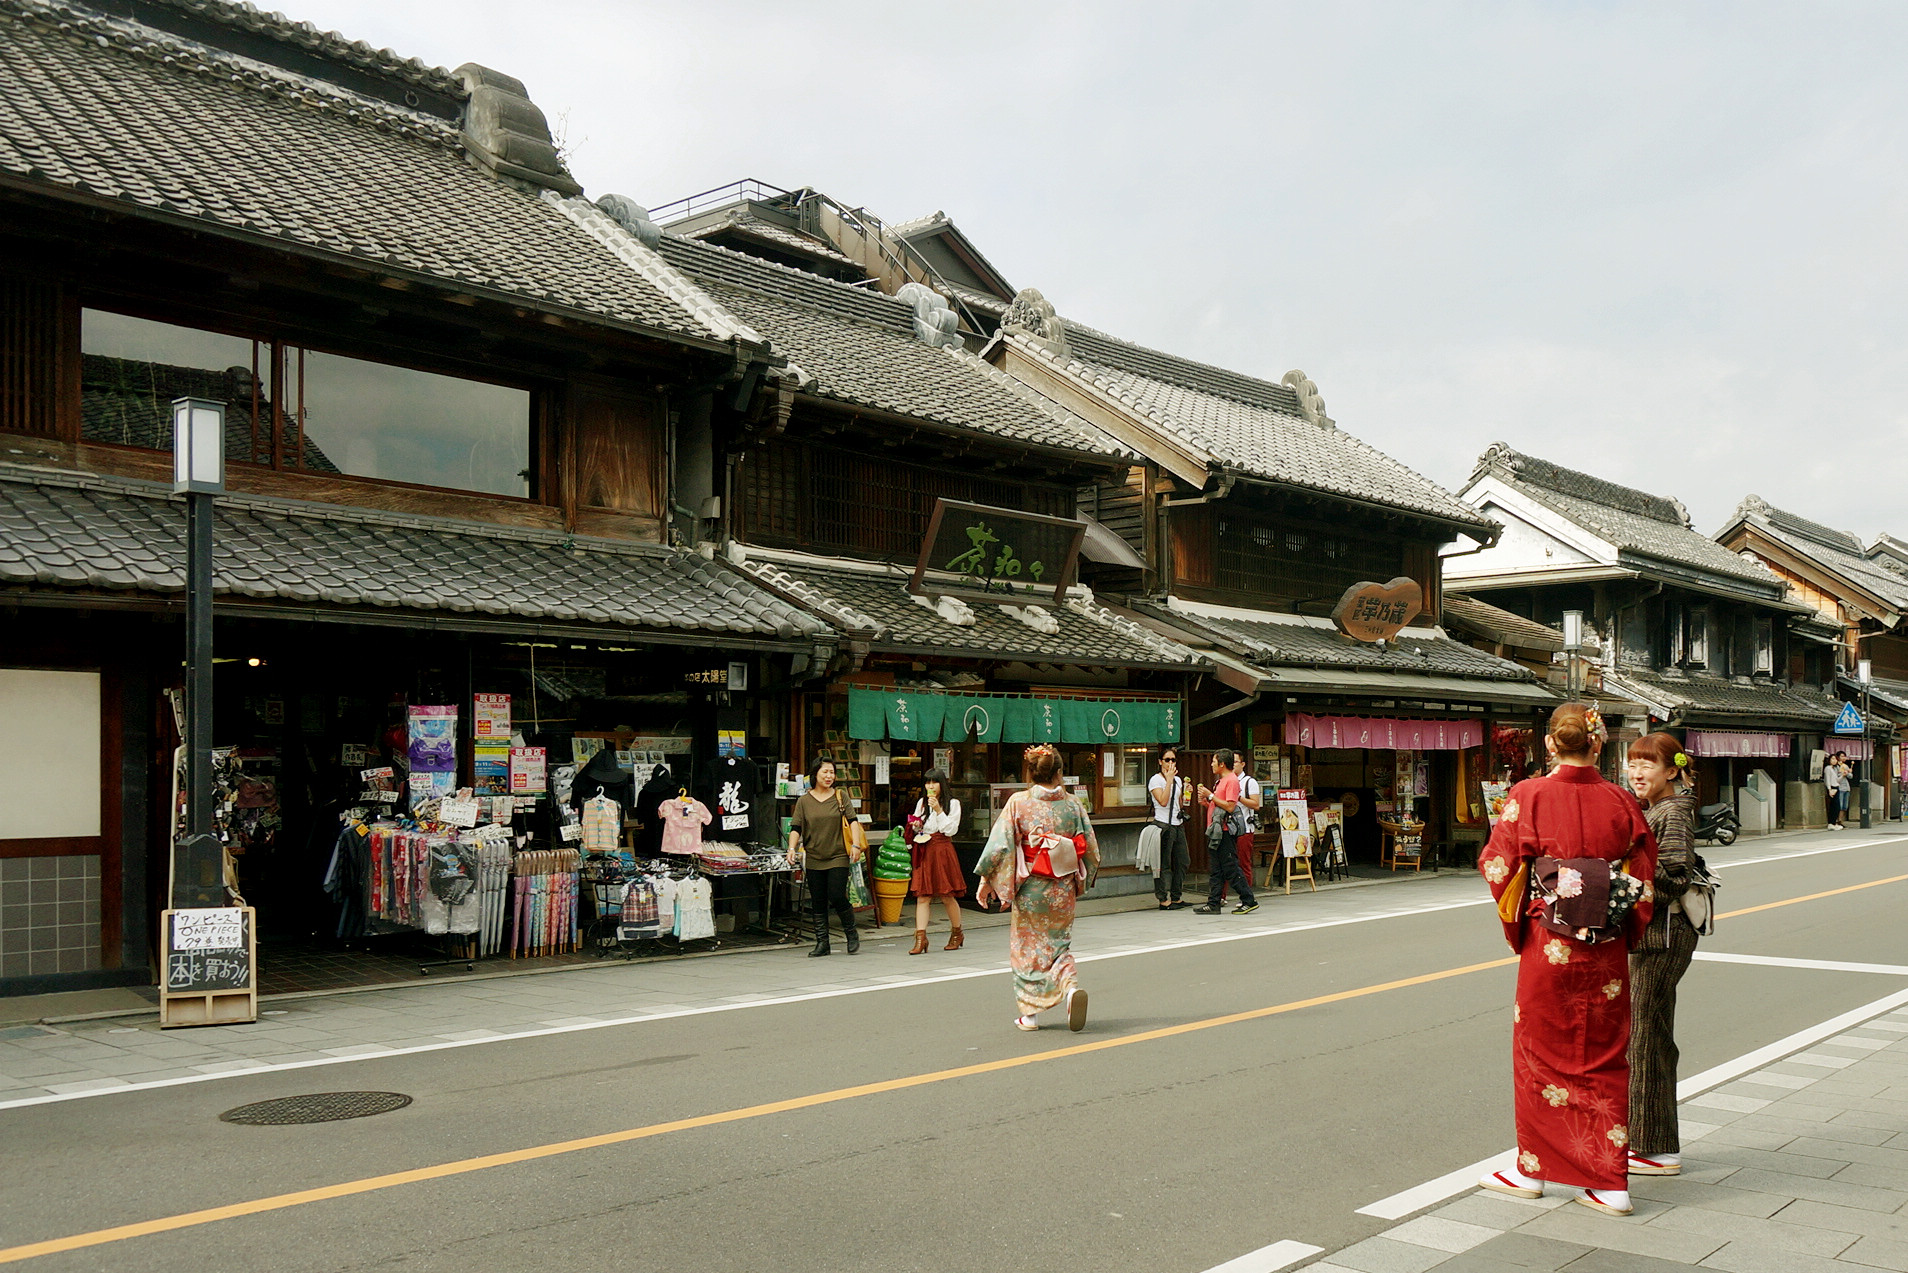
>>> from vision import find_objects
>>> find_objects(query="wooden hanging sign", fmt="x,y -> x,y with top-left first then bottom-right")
1331,577 -> 1423,643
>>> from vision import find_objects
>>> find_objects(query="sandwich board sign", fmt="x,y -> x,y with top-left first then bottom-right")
160,907 -> 257,1027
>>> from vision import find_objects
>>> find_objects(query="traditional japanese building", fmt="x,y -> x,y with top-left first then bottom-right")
1448,446 -> 1837,829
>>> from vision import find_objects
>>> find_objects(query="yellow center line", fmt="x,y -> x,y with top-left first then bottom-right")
3,870 -> 1902,1265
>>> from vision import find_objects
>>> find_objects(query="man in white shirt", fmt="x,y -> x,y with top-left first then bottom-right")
1148,746 -> 1190,910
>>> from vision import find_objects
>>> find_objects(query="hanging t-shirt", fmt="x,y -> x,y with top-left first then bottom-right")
657,798 -> 712,855
649,875 -> 680,936
675,877 -> 716,940
700,757 -> 761,844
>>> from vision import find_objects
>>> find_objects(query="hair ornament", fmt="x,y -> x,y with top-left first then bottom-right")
1673,751 -> 1689,768
1583,704 -> 1607,743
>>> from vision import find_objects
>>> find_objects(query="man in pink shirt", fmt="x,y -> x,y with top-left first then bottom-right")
1194,748 -> 1257,914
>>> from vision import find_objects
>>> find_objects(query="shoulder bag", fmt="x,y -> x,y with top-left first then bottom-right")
837,791 -> 866,863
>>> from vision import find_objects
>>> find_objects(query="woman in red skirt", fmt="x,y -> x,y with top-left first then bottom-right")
908,768 -> 967,953
1477,702 -> 1657,1216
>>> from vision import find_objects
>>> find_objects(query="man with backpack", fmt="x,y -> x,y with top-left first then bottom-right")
1194,748 -> 1258,914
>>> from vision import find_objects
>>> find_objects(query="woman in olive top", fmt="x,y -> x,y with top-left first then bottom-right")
787,757 -> 860,957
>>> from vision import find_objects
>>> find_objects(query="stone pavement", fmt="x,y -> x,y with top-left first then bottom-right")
1306,1002 -> 1908,1272
0,864 -> 1483,1109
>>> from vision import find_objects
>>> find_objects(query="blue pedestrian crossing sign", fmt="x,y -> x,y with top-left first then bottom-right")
1833,702 -> 1866,735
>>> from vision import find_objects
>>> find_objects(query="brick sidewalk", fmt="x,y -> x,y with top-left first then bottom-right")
1308,1004 -> 1908,1272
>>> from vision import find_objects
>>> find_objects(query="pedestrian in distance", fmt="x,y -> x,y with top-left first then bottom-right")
1825,751 -> 1851,829
906,768 -> 966,955
976,744 -> 1099,1032
1476,702 -> 1657,1216
1194,748 -> 1257,914
786,756 -> 861,957
1148,746 -> 1191,910
1626,732 -> 1702,1178
1231,751 -> 1264,897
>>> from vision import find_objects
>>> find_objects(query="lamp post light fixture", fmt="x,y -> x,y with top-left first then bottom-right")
1859,658 -> 1874,830
1561,610 -> 1585,699
172,397 -> 225,908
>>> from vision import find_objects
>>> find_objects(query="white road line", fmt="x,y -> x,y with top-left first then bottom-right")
1355,982 -> 1908,1220
1715,837 -> 1896,868
1693,951 -> 1908,976
0,834 -> 1893,1115
1197,1238 -> 1325,1273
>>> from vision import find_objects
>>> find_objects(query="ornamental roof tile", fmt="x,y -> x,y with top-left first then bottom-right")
1135,599 -> 1536,682
655,236 -> 1132,461
0,1 -> 728,342
1042,325 -> 1493,530
0,465 -> 828,641
731,554 -> 1204,669
1469,445 -> 1779,588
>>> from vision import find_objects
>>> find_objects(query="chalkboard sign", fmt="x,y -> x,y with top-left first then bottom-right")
160,907 -> 257,1027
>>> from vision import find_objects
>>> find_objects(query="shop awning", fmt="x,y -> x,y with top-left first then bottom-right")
847,687 -> 1183,744
1685,729 -> 1791,759
1829,738 -> 1876,761
1256,666 -> 1558,707
1283,714 -> 1483,750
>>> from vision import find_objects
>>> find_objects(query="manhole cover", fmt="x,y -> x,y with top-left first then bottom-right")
219,1091 -> 412,1125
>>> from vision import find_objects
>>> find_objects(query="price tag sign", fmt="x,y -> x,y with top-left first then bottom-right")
438,797 -> 480,828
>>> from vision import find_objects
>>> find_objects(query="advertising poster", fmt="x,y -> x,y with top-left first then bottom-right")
1481,781 -> 1512,828
407,705 -> 457,774
472,693 -> 511,741
473,744 -> 510,795
1276,789 -> 1311,858
509,746 -> 547,795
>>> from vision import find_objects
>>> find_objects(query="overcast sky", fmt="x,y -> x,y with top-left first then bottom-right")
296,1 -> 1908,543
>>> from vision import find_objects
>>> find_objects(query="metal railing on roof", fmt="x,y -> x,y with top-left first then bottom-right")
648,178 -> 792,225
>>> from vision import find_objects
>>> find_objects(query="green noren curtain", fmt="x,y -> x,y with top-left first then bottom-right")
848,689 -> 1178,744
940,697 -> 1006,743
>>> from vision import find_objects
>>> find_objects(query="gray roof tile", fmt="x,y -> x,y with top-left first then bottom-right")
1605,667 -> 1840,726
732,554 -> 1204,669
653,236 -> 1133,462
0,1 -> 726,342
1046,325 -> 1492,530
1470,445 -> 1779,588
0,465 -> 829,642
1730,497 -> 1908,611
1135,601 -> 1535,682
1441,593 -> 1567,653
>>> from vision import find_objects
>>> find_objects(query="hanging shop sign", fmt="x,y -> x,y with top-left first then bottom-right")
909,498 -> 1087,607
472,693 -> 511,740
1284,713 -> 1481,750
159,906 -> 257,1027
846,687 -> 1183,745
1330,577 -> 1423,643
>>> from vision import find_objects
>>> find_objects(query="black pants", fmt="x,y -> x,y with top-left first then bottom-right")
1827,789 -> 1845,824
807,865 -> 857,933
1206,830 -> 1254,907
1153,824 -> 1189,902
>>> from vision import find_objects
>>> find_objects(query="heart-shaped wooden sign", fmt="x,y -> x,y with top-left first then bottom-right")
1331,577 -> 1423,643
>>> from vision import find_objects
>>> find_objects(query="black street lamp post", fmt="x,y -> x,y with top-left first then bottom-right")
1860,659 -> 1873,831
172,396 -> 225,909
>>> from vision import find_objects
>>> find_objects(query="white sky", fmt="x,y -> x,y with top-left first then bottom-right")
291,1 -> 1908,543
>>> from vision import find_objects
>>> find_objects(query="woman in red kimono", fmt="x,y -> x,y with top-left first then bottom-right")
1477,702 -> 1656,1216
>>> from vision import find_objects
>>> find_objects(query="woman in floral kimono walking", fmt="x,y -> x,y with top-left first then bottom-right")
1477,702 -> 1656,1215
976,744 -> 1099,1033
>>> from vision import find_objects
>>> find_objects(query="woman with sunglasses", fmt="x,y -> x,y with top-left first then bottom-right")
1148,747 -> 1190,909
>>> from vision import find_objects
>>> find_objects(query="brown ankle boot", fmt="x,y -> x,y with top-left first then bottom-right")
908,930 -> 929,955
944,927 -> 964,951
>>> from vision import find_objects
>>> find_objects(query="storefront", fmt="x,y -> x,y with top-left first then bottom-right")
0,467 -> 835,998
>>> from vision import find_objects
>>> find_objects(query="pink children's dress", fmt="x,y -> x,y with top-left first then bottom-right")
657,798 -> 713,855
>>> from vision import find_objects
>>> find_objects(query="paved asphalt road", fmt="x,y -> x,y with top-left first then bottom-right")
2,833 -> 1905,1272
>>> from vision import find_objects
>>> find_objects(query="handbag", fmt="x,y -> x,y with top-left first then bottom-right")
837,791 -> 866,863
1672,853 -> 1722,936
1531,855 -> 1644,944
846,861 -> 872,909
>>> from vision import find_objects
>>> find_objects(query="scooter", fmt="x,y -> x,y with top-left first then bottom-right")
1696,801 -> 1739,846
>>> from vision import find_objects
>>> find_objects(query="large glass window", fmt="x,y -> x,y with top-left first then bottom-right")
81,310 -> 531,498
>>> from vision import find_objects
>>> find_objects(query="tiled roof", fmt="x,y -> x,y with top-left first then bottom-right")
1471,446 -> 1778,588
0,465 -> 828,641
1604,668 -> 1839,726
731,554 -> 1204,669
654,236 -> 1132,461
1731,497 -> 1908,611
1043,325 -> 1493,531
682,211 -> 862,269
0,1 -> 727,343
1138,600 -> 1536,683
1440,593 -> 1566,653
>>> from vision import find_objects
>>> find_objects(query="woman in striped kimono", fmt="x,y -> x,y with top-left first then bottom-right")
976,744 -> 1099,1033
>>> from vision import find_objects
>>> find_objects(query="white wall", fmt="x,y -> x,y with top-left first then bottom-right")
0,670 -> 101,839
